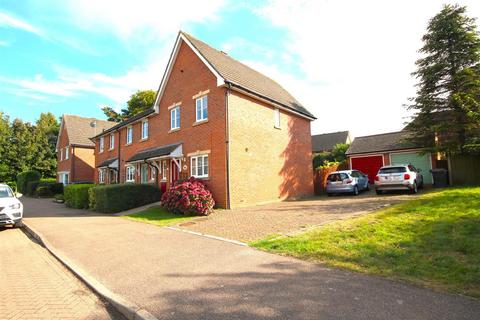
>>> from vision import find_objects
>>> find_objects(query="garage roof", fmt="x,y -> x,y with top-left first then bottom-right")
312,131 -> 350,152
346,131 -> 423,155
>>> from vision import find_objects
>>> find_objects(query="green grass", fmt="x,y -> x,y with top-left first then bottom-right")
123,206 -> 196,227
251,187 -> 480,297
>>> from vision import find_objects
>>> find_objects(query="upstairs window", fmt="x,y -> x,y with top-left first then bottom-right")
126,126 -> 133,144
195,95 -> 208,122
65,146 -> 69,160
99,137 -> 104,153
171,107 -> 180,130
109,133 -> 115,150
274,108 -> 281,129
191,154 -> 209,178
141,120 -> 149,140
60,149 -> 63,161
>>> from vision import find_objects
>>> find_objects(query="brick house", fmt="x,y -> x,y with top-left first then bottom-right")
93,31 -> 316,208
56,115 -> 116,185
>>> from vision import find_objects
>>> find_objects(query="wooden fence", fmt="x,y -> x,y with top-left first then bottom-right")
449,155 -> 480,186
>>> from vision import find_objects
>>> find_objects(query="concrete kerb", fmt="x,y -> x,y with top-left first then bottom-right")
22,222 -> 158,320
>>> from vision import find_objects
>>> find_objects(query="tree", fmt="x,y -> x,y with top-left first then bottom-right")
102,90 -> 156,122
32,113 -> 60,178
312,143 -> 350,169
407,4 -> 480,154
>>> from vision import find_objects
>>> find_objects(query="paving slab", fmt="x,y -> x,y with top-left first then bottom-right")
22,197 -> 480,320
0,227 -> 124,320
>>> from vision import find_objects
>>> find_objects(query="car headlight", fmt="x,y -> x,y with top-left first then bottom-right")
9,203 -> 21,210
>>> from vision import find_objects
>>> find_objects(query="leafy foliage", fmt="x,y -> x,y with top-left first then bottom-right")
407,4 -> 480,154
90,183 -> 161,213
313,143 -> 350,169
102,90 -> 156,122
16,170 -> 41,195
161,177 -> 215,216
64,184 -> 95,209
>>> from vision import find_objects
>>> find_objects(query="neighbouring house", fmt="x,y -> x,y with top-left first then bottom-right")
311,131 -> 351,153
56,115 -> 116,185
346,131 -> 440,184
92,31 -> 316,208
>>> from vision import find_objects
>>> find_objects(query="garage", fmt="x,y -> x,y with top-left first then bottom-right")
351,155 -> 384,184
390,152 -> 433,184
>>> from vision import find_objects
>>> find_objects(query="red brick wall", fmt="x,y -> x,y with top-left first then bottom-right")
94,131 -> 120,183
73,147 -> 95,183
56,124 -> 71,182
228,91 -> 314,207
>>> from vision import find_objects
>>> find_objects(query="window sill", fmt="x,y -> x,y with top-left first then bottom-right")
139,137 -> 149,142
99,151 -> 104,154
108,148 -> 114,151
192,176 -> 209,180
125,143 -> 132,146
193,119 -> 208,126
169,128 -> 180,133
274,125 -> 281,130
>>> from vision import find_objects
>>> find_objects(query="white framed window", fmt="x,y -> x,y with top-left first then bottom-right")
99,137 -> 104,153
274,108 -> 281,129
195,95 -> 208,122
60,149 -> 63,161
109,133 -> 115,150
141,120 -> 149,140
126,126 -> 133,144
162,161 -> 167,180
191,154 -> 209,178
126,166 -> 135,182
140,164 -> 148,184
98,169 -> 105,184
65,146 -> 69,160
170,107 -> 180,130
151,166 -> 156,181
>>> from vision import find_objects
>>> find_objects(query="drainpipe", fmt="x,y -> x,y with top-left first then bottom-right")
118,129 -> 122,183
225,82 -> 231,209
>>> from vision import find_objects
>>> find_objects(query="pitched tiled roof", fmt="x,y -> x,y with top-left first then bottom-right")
312,131 -> 350,152
181,32 -> 315,119
63,115 -> 116,147
127,143 -> 182,163
346,131 -> 423,155
93,109 -> 155,138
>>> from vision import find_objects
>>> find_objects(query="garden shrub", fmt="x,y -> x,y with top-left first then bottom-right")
90,183 -> 161,213
26,181 -> 40,196
35,182 -> 64,197
64,184 -> 95,209
161,177 -> 215,216
16,170 -> 41,194
5,181 -> 16,192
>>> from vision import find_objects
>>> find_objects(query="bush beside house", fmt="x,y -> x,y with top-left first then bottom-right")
161,178 -> 215,216
90,184 -> 161,213
64,184 -> 94,209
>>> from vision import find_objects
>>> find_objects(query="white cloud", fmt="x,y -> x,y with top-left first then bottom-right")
0,11 -> 45,37
255,0 -> 480,138
0,40 -> 9,46
63,0 -> 227,41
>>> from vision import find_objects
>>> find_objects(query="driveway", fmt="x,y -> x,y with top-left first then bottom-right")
177,191 -> 420,241
21,196 -> 480,320
0,226 -> 123,320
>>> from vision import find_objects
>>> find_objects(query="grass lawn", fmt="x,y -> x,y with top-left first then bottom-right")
123,206 -> 196,227
251,187 -> 480,297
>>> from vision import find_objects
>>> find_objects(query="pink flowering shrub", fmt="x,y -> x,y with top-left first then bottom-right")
161,177 -> 215,216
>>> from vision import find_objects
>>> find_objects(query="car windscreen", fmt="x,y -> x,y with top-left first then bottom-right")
379,167 -> 407,174
0,186 -> 13,198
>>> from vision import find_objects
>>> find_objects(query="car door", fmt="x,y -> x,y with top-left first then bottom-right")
357,170 -> 369,189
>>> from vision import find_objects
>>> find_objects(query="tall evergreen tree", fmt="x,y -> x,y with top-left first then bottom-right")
32,113 -> 60,177
408,4 -> 480,154
102,89 -> 156,122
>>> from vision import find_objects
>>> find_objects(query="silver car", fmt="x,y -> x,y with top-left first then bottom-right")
326,170 -> 370,196
374,164 -> 423,194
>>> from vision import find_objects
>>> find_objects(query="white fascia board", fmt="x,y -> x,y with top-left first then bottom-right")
153,32 -> 224,113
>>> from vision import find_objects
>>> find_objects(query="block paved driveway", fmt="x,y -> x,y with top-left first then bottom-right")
178,191 -> 420,242
0,226 -> 123,320
22,197 -> 480,320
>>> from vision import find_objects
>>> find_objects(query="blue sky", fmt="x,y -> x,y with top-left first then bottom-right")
1,0 -> 479,137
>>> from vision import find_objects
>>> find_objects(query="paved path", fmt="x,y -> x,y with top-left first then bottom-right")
0,227 -> 123,320
178,191 -> 419,241
22,197 -> 480,320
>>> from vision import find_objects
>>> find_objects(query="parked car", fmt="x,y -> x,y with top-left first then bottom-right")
0,184 -> 23,228
374,164 -> 423,195
326,170 -> 370,196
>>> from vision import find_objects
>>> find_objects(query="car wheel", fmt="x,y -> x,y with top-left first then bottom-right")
14,220 -> 23,228
375,189 -> 383,195
353,186 -> 359,196
327,193 -> 333,197
410,183 -> 418,194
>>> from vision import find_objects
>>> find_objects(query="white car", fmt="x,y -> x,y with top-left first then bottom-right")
374,164 -> 424,194
0,184 -> 23,228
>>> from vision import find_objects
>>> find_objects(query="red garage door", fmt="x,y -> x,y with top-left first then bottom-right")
351,156 -> 384,184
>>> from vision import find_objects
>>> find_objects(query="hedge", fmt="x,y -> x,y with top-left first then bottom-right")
26,181 -> 40,196
36,182 -> 64,197
16,170 -> 41,194
64,184 -> 95,209
90,183 -> 161,213
5,181 -> 17,192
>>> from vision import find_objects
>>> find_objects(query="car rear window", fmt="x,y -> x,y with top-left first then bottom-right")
328,173 -> 349,181
379,167 -> 407,174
